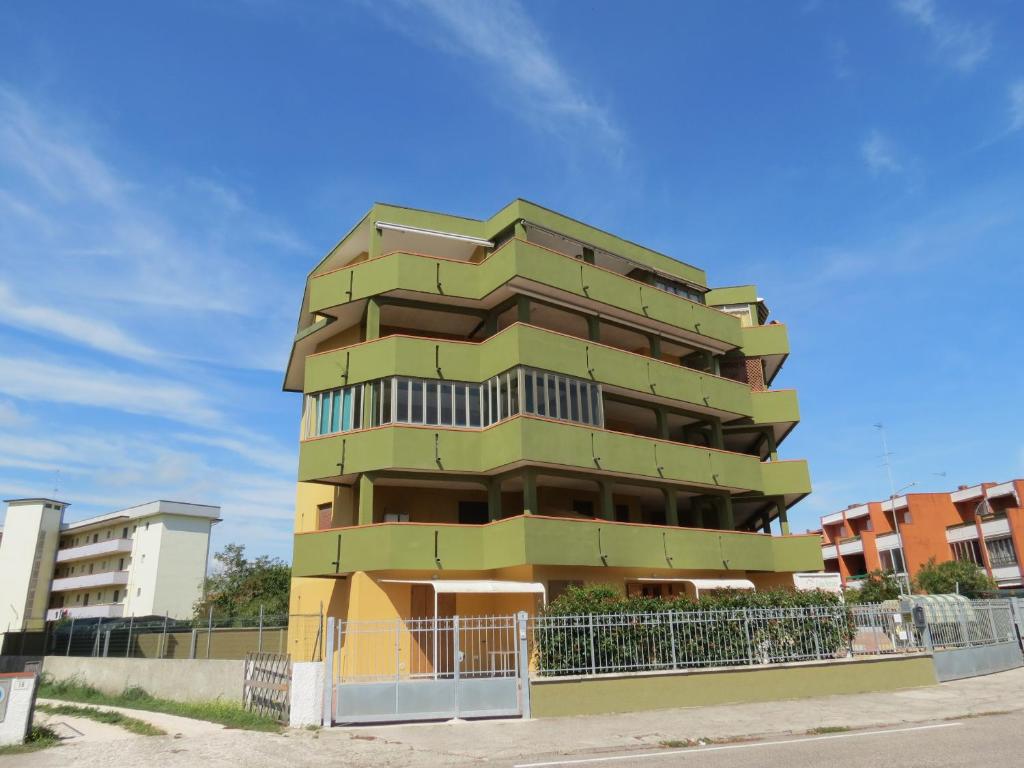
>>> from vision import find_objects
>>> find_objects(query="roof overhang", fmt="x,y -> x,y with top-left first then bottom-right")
628,577 -> 755,596
380,579 -> 547,604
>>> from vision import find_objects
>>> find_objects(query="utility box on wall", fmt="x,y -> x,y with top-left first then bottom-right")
0,672 -> 38,746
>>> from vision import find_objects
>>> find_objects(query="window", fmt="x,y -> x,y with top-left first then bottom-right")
118,558 -> 125,570
317,502 -> 333,531
986,536 -> 1018,568
92,533 -> 99,543
122,527 -> 128,539
137,587 -> 141,597
614,504 -> 630,523
951,539 -> 982,564
457,501 -> 489,525
304,383 -> 366,438
113,590 -> 120,603
879,548 -> 906,574
651,277 -> 705,304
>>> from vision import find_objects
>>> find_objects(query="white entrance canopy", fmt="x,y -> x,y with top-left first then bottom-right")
629,578 -> 755,598
380,579 -> 547,605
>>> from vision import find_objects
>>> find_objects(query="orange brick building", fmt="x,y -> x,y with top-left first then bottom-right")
819,479 -> 1024,590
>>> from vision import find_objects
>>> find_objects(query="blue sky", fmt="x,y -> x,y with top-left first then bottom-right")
1,0 -> 1022,560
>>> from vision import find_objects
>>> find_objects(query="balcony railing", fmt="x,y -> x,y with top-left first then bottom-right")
56,538 -> 133,564
47,603 -> 125,621
292,515 -> 823,577
51,570 -> 129,592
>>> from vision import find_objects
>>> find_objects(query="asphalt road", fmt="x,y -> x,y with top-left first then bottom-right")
508,712 -> 1024,768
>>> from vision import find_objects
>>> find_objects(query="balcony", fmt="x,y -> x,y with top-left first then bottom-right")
299,417 -> 812,502
946,522 -> 980,543
991,565 -> 1022,585
821,543 -> 838,560
837,537 -> 864,556
305,325 -> 757,420
307,239 -> 743,351
292,515 -> 823,577
980,517 -> 1011,538
46,603 -> 124,621
56,537 -> 133,564
50,570 -> 129,593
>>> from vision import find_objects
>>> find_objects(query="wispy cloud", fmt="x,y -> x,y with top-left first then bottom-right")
861,130 -> 902,175
0,85 -> 303,372
894,0 -> 992,72
369,0 -> 624,159
1010,80 -> 1024,132
0,356 -> 222,427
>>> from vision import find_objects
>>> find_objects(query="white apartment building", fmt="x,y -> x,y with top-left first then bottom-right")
0,498 -> 220,633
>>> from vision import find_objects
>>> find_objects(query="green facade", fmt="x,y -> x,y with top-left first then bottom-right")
288,199 -> 817,582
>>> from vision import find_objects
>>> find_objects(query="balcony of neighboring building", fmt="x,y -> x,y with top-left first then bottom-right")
837,536 -> 864,556
46,602 -> 124,621
55,537 -> 133,564
821,543 -> 838,561
51,569 -> 129,592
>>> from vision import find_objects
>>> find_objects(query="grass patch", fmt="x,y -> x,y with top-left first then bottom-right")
0,725 -> 61,756
39,676 -> 281,732
36,702 -> 166,736
806,726 -> 851,735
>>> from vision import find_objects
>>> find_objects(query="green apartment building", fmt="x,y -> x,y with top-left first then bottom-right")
286,200 -> 819,648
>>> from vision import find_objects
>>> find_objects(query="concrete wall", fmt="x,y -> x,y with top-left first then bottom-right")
42,656 -> 244,703
529,655 -> 938,718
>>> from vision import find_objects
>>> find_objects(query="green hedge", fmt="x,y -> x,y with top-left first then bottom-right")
534,586 -> 853,676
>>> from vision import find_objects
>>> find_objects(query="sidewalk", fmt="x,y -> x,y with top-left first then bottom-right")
319,666 -> 1024,765
8,668 -> 1024,768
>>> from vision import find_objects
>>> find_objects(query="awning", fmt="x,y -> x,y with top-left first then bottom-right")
380,579 -> 547,604
628,578 -> 756,597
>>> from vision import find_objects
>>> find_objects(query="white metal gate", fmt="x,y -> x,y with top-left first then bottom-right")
323,612 -> 530,724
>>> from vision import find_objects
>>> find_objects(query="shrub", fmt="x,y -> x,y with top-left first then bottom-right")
535,585 -> 851,675
844,570 -> 903,604
913,558 -> 996,598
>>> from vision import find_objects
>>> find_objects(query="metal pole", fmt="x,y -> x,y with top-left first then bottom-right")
161,613 -> 168,658
258,605 -> 264,653
94,619 -> 103,657
125,616 -> 134,658
66,618 -> 74,655
453,615 -> 461,719
517,611 -> 531,719
322,617 -> 335,727
588,614 -> 597,675
206,606 -> 213,659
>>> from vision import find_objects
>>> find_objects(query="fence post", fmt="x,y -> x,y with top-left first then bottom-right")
453,615 -> 461,719
587,614 -> 597,675
322,617 -> 335,727
66,618 -> 74,655
742,609 -> 755,665
103,629 -> 111,657
125,616 -> 134,658
160,612 -> 169,658
517,611 -> 531,719
189,629 -> 198,659
93,619 -> 103,657
206,606 -> 214,659
667,612 -> 678,670
258,605 -> 264,653
956,604 -> 972,648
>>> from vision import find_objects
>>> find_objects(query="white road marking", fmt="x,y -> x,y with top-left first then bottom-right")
513,721 -> 963,767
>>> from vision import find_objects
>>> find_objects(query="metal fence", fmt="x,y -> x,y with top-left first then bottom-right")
41,611 -> 323,661
334,614 -> 520,683
531,605 -> 857,676
920,599 -> 1017,650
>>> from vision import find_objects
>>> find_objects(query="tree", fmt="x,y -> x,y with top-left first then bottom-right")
845,570 -> 903,603
913,557 -> 995,598
194,543 -> 291,620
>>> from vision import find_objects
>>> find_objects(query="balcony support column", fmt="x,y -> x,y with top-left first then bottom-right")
364,297 -> 381,342
649,335 -> 662,360
762,511 -> 772,534
368,222 -> 382,259
776,497 -> 790,535
488,479 -> 502,522
357,473 -> 375,526
522,469 -> 538,516
516,295 -> 531,324
586,315 -> 600,342
765,429 -> 779,462
716,494 -> 735,531
655,406 -> 670,440
663,488 -> 679,527
709,417 -> 724,450
598,480 -> 615,521
514,219 -> 527,239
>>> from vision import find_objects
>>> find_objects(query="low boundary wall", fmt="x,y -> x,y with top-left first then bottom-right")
529,654 -> 937,718
42,656 -> 245,703
932,642 -> 1023,682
